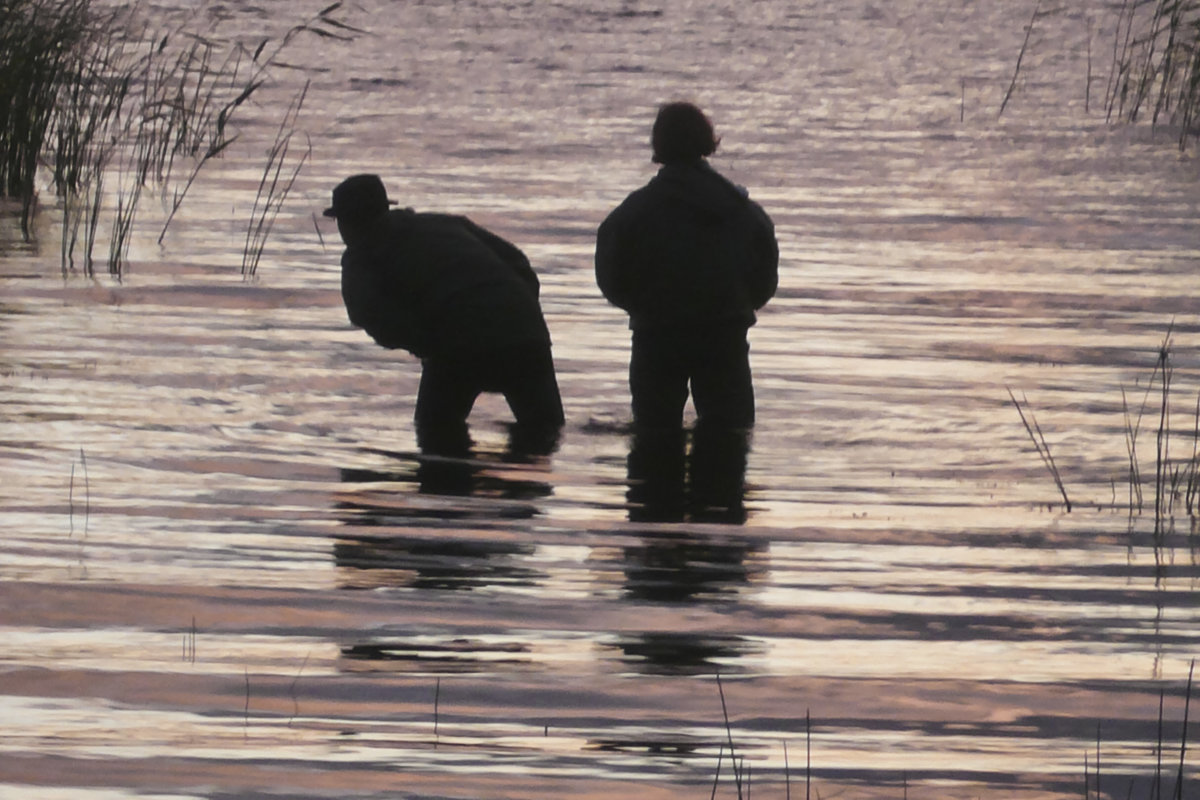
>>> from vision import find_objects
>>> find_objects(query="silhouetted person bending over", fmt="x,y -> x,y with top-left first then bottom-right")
595,102 -> 778,431
325,174 -> 564,451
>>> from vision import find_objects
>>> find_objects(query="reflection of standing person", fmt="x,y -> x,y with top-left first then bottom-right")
626,424 -> 750,523
325,174 -> 564,451
595,102 -> 779,430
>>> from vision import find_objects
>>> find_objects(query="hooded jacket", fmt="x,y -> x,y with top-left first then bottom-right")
341,209 -> 551,359
595,161 -> 778,331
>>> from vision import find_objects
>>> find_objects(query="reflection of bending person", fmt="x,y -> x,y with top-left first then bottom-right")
595,102 -> 778,429
325,174 -> 564,450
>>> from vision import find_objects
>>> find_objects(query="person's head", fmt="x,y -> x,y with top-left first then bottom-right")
323,174 -> 394,243
651,102 -> 720,165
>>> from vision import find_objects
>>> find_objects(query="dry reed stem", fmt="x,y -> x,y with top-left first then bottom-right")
999,0 -> 1043,117
1007,388 -> 1072,511
433,675 -> 441,744
716,671 -> 744,800
3,0 -> 362,274
1174,660 -> 1194,800
242,81 -> 311,277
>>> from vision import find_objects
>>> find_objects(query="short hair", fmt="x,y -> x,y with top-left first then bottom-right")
651,102 -> 720,164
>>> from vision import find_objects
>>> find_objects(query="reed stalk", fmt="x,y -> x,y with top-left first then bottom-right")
999,0 -> 1043,117
243,666 -> 250,737
1,0 -> 361,274
181,615 -> 196,663
1104,0 -> 1200,149
1153,338 -> 1173,535
1123,385 -> 1148,513
710,744 -> 724,800
805,709 -> 811,800
287,651 -> 308,726
1008,387 -> 1072,511
241,81 -> 310,277
433,675 -> 441,743
1173,660 -> 1194,800
715,671 -> 744,800
1183,392 -> 1200,515
1156,689 -> 1166,800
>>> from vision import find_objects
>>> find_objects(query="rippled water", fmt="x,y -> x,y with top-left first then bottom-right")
3,1 -> 1200,798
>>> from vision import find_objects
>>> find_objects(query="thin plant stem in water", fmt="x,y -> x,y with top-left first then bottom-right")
1007,388 -> 1072,511
243,667 -> 250,738
242,81 -> 311,277
69,459 -> 76,538
433,676 -> 441,744
182,616 -> 196,663
1156,688 -> 1166,800
1123,386 -> 1146,513
710,744 -> 724,800
68,447 -> 91,538
806,708 -> 811,800
287,651 -> 309,726
783,739 -> 790,800
1154,333 -> 1173,535
715,671 -> 743,800
1173,659 -> 1194,800
999,0 -> 1043,116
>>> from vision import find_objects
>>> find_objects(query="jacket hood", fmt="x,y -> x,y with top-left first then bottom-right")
648,161 -> 750,219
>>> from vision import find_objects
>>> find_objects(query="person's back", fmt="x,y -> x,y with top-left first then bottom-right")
595,102 -> 779,431
344,208 -> 550,359
596,159 -> 776,331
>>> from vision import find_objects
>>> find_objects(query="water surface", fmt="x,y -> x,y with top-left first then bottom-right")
2,1 -> 1199,798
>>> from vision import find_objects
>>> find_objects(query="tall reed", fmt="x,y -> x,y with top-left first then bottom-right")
0,0 -> 94,237
1,0 -> 361,275
1008,387 -> 1073,512
242,81 -> 311,278
1010,327 -> 1200,533
1105,0 -> 1200,149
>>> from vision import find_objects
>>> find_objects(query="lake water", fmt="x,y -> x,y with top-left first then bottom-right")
2,0 -> 1199,798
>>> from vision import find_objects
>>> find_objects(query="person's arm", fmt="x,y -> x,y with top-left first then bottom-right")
745,201 -> 779,310
341,252 -> 429,357
594,207 -> 636,312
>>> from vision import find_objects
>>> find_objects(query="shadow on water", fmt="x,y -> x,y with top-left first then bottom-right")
618,421 -> 766,673
621,529 -> 765,605
333,421 -> 766,677
334,427 -> 558,672
333,425 -> 555,591
613,630 -> 760,676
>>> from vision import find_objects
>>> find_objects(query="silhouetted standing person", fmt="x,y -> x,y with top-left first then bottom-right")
595,102 -> 778,431
596,103 -> 777,522
325,174 -> 564,452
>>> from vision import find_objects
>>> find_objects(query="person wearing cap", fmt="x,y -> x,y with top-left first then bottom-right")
324,174 -> 564,451
595,102 -> 778,432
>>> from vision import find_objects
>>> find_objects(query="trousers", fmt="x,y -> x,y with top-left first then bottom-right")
629,324 -> 755,429
415,341 -> 564,451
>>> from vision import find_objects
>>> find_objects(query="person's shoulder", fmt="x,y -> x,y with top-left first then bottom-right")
607,182 -> 659,216
406,210 -> 481,235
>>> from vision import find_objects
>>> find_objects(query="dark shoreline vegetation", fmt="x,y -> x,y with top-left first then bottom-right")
1001,0 -> 1200,149
1105,0 -> 1200,148
0,0 -> 361,275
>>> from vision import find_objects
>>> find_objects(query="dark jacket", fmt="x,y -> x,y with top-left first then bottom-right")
341,209 -> 551,359
595,161 -> 778,331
